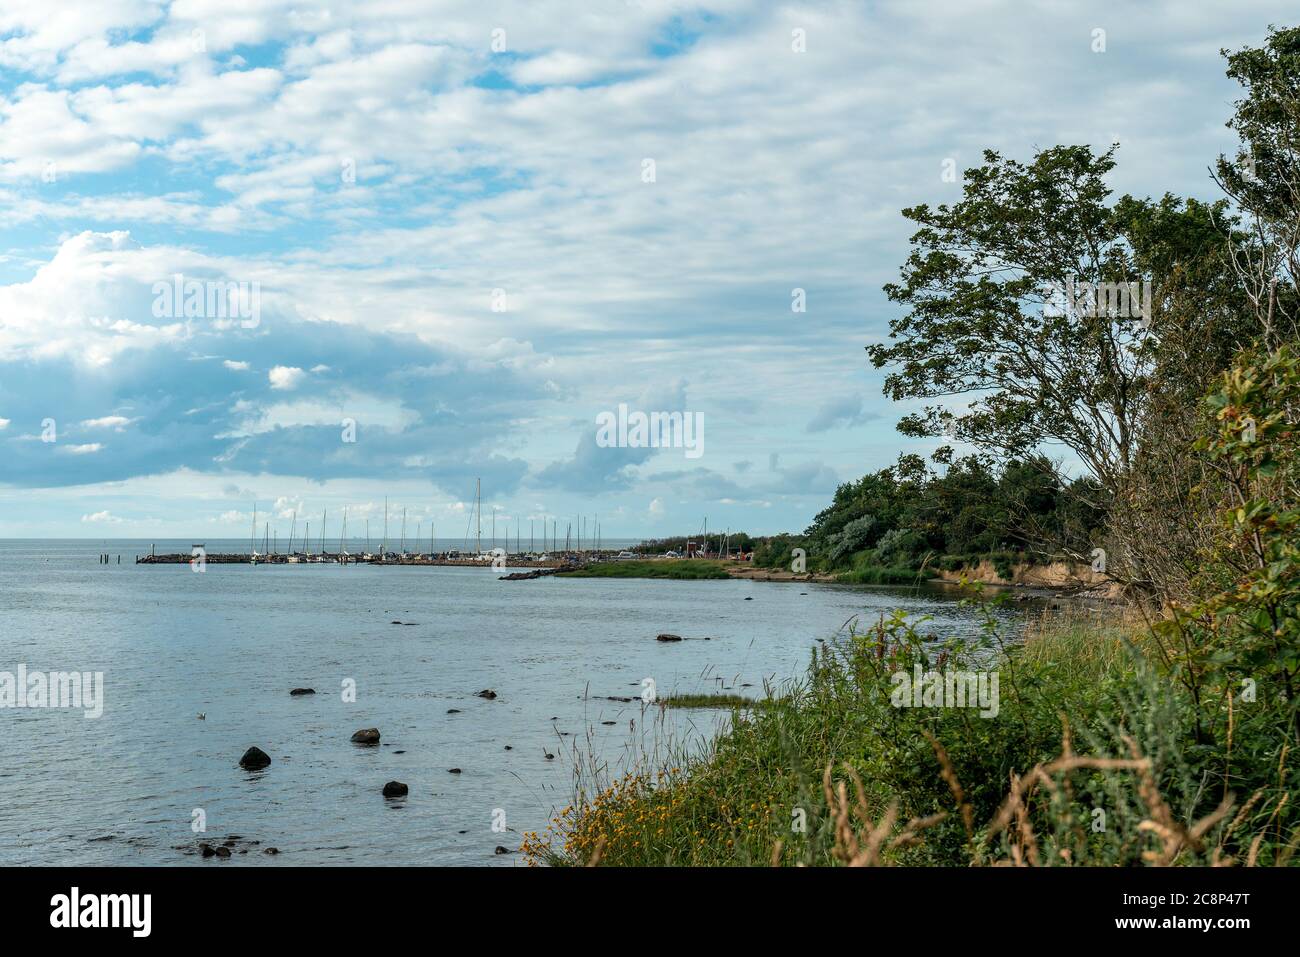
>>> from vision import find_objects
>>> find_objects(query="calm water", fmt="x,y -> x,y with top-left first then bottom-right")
0,539 -> 1016,866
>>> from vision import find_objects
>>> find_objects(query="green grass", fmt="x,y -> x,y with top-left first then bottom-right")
523,606 -> 1299,867
559,559 -> 730,580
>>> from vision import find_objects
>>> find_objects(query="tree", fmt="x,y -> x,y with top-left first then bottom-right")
1215,25 -> 1300,350
869,145 -> 1156,496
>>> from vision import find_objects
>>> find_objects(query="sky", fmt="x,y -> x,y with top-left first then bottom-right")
0,0 -> 1293,540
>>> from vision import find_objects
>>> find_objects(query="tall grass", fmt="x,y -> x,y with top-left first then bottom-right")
523,598 -> 1299,866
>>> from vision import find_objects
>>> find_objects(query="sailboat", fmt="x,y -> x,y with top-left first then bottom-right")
313,510 -> 328,562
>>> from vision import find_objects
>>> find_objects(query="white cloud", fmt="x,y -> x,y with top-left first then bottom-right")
231,391 -> 418,436
0,0 -> 1292,536
80,510 -> 122,523
267,365 -> 305,390
81,415 -> 131,430
63,443 -> 104,454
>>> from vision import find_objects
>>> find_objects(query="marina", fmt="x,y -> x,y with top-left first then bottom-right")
135,549 -> 596,567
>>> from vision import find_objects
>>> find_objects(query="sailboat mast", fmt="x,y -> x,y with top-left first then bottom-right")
476,478 -> 481,555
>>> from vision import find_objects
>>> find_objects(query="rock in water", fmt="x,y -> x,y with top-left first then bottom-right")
656,633 -> 683,642
475,689 -> 497,699
239,746 -> 272,770
351,728 -> 381,744
289,688 -> 315,696
494,846 -> 513,855
382,781 -> 408,797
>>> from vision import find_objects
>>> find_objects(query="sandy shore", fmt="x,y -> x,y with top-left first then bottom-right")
725,566 -> 837,583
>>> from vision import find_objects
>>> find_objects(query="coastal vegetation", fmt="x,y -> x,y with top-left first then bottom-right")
558,559 -> 730,580
524,26 -> 1300,867
750,453 -> 1104,584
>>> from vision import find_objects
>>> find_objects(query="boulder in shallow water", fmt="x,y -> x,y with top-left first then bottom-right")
239,746 -> 272,770
656,633 -> 682,642
289,688 -> 315,696
382,781 -> 408,798
351,728 -> 381,744
475,689 -> 497,699
494,846 -> 513,855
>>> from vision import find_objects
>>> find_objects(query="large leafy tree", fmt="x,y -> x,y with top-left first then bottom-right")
869,147 -> 1255,502
869,145 -> 1153,495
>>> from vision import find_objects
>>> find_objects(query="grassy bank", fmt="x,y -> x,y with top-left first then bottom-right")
524,600 -> 1299,866
559,559 -> 730,580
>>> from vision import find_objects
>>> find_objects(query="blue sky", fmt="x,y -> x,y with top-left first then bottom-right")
0,0 -> 1292,539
